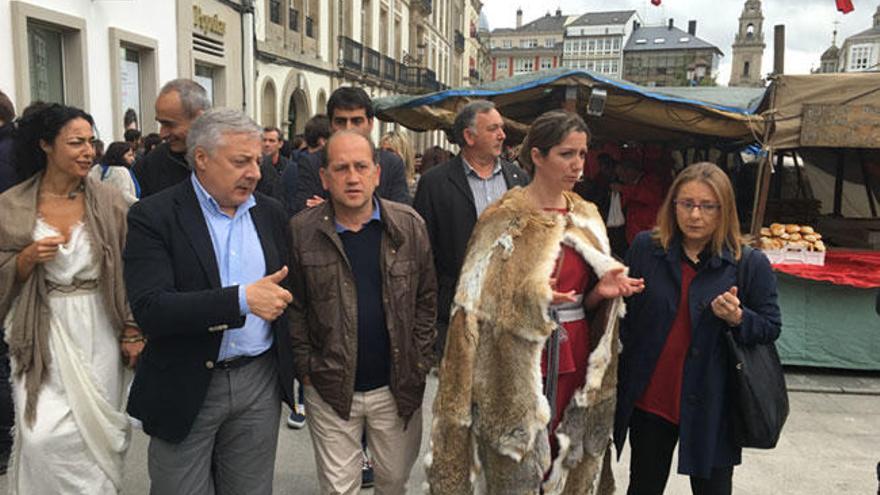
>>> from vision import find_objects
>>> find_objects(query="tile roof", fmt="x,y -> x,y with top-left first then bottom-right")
491,13 -> 572,34
569,10 -> 637,27
847,25 -> 880,40
624,25 -> 722,55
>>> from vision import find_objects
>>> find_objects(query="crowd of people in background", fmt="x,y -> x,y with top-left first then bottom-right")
0,77 -> 783,495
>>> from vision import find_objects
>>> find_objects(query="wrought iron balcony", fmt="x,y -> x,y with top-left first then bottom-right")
454,30 -> 465,53
364,47 -> 381,77
339,36 -> 363,71
397,61 -> 408,84
382,55 -> 397,82
413,0 -> 432,15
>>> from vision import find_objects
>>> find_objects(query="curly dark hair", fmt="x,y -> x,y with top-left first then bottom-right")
13,103 -> 94,180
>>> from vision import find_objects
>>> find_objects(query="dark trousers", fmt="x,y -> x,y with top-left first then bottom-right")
608,226 -> 628,260
0,335 -> 13,462
626,408 -> 733,495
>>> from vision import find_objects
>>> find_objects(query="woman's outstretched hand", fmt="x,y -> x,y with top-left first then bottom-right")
585,267 -> 645,309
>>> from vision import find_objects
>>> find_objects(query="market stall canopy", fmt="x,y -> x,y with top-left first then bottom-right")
374,68 -> 767,145
757,73 -> 880,150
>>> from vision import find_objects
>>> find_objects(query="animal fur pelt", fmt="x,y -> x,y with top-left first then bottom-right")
426,187 -> 625,495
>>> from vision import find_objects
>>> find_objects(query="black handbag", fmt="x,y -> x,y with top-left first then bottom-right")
725,246 -> 789,449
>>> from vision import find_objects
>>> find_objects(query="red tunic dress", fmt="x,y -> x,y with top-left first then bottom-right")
541,241 -> 596,435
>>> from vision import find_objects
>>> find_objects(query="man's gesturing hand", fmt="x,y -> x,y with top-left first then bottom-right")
245,266 -> 293,321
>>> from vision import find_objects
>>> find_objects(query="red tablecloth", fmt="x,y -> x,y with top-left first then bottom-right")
771,250 -> 880,288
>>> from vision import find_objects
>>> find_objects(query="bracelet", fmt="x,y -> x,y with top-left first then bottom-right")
120,335 -> 145,344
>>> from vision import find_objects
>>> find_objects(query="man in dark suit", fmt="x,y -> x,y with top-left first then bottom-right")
132,79 -> 211,197
413,100 -> 529,359
123,108 -> 294,494
291,87 -> 411,215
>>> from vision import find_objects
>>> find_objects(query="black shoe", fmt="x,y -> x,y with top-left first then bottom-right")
361,457 -> 374,489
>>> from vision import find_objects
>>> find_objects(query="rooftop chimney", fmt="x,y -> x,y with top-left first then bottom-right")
633,20 -> 640,31
516,8 -> 523,29
668,18 -> 674,30
774,24 -> 785,75
556,7 -> 562,17
688,20 -> 697,36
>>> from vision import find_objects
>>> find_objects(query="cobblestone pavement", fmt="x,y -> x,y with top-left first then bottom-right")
1,370 -> 878,494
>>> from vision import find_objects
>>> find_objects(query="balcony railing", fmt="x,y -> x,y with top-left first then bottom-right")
454,30 -> 465,53
413,0 -> 432,15
382,55 -> 397,82
364,47 -> 382,77
339,36 -> 362,71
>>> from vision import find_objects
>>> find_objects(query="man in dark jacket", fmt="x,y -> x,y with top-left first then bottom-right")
413,100 -> 529,359
132,79 -> 211,197
290,87 -> 411,215
282,114 -> 330,217
124,109 -> 294,494
256,128 -> 286,202
289,131 -> 436,493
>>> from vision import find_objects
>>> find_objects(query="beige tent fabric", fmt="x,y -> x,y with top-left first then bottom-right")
760,73 -> 880,150
377,72 -> 766,145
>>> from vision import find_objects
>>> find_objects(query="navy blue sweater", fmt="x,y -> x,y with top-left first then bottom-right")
339,221 -> 391,392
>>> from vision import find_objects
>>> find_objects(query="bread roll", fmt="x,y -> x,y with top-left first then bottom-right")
813,240 -> 826,252
770,224 -> 786,236
800,225 -> 815,234
789,233 -> 802,241
785,224 -> 800,234
803,234 -> 818,242
760,227 -> 771,237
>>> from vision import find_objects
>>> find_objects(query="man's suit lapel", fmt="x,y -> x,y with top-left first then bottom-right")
174,181 -> 222,288
447,156 -> 476,211
501,160 -> 525,188
250,199 -> 280,274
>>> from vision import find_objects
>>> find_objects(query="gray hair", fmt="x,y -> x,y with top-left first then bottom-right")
452,100 -> 496,147
322,130 -> 376,168
186,108 -> 261,167
159,78 -> 212,119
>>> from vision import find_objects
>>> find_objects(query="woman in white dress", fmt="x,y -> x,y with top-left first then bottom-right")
0,103 -> 144,494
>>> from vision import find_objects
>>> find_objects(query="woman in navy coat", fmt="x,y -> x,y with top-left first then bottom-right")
614,162 -> 782,495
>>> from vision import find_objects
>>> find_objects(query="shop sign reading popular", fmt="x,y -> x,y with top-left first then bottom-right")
193,5 -> 226,36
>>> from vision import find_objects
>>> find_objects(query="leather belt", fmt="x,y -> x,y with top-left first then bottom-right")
214,349 -> 270,370
550,295 -> 585,323
46,279 -> 99,295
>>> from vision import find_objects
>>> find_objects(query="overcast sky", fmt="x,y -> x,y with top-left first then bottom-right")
481,0 -> 875,84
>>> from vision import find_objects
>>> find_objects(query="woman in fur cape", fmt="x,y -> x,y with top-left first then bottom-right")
428,111 -> 644,495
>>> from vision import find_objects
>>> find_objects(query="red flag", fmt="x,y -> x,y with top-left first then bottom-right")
837,0 -> 854,14
651,0 -> 661,5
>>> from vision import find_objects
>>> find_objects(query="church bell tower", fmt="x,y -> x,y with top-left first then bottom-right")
729,0 -> 766,87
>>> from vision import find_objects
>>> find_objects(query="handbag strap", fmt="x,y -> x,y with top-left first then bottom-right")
737,245 -> 754,302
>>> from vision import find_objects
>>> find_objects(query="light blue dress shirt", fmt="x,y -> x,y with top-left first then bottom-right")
462,157 -> 507,217
191,174 -> 272,361
334,198 -> 382,233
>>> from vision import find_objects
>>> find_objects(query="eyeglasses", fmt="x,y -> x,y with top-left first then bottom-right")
674,199 -> 721,215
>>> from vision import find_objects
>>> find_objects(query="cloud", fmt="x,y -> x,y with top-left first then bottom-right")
483,0 -> 872,85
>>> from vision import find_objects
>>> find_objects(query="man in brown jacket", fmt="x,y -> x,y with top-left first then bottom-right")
289,130 -> 436,494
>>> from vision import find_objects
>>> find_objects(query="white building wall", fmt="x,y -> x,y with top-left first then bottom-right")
0,0 -> 178,138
